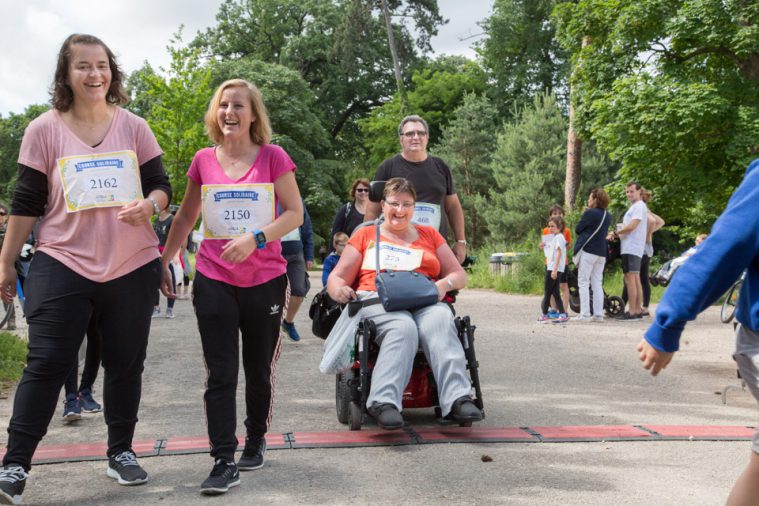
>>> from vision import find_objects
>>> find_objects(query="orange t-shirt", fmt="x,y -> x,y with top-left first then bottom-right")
348,224 -> 446,292
543,226 -> 571,265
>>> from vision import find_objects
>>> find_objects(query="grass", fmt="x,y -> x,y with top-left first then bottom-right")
0,331 -> 27,384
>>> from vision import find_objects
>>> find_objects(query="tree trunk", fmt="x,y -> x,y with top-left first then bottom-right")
380,0 -> 408,112
564,102 -> 581,212
564,36 -> 590,212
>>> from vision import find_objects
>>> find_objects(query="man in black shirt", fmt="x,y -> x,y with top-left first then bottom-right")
365,115 -> 467,263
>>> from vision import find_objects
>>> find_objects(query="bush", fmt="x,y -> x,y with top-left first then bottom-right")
0,332 -> 27,383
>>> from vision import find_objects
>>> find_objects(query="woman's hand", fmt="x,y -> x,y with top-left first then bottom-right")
434,279 -> 448,301
117,199 -> 153,226
159,262 -> 176,298
0,262 -> 18,304
333,285 -> 357,304
220,233 -> 257,264
551,269 -> 557,280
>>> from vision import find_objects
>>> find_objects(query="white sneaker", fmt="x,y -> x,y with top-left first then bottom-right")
592,315 -> 604,322
151,307 -> 161,318
572,315 -> 594,321
165,309 -> 175,319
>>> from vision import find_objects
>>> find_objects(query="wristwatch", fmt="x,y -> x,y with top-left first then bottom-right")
445,278 -> 454,290
147,196 -> 160,216
253,230 -> 267,249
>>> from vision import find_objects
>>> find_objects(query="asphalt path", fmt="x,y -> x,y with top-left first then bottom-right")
1,271 -> 755,505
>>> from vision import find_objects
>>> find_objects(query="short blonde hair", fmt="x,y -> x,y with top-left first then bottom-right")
333,232 -> 349,247
204,79 -> 272,145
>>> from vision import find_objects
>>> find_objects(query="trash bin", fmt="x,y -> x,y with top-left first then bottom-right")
489,252 -> 528,275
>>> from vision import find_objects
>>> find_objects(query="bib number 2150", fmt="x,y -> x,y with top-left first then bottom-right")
223,209 -> 251,220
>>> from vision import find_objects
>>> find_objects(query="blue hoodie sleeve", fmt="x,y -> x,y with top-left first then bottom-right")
301,206 -> 314,262
644,159 -> 759,352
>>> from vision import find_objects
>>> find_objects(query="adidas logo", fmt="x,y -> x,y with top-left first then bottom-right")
270,304 -> 280,315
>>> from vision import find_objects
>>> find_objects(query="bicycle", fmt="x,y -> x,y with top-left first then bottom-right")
720,271 -> 745,324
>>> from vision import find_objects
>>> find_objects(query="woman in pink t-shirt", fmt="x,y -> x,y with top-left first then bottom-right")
159,79 -> 302,495
0,34 -> 171,501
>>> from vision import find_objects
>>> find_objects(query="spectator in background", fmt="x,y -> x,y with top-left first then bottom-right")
622,188 -> 664,316
322,232 -> 348,287
614,182 -> 648,320
540,204 -> 571,317
573,188 -> 612,322
152,207 -> 179,318
280,201 -> 314,342
330,178 -> 370,248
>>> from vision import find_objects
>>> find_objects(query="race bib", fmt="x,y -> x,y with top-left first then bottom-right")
202,184 -> 275,239
361,241 -> 424,271
57,151 -> 142,212
411,202 -> 441,230
281,227 -> 301,242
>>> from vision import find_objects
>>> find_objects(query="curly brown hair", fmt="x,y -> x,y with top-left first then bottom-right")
51,34 -> 128,111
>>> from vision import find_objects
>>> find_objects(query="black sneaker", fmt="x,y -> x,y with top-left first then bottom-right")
200,459 -> 240,495
237,436 -> 266,471
106,450 -> 148,486
367,403 -> 404,430
0,464 -> 27,505
445,395 -> 483,422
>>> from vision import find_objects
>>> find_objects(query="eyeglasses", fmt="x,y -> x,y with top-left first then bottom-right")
355,188 -> 369,193
384,200 -> 414,210
400,130 -> 427,139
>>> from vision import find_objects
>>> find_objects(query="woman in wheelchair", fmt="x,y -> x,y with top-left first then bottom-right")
326,178 -> 482,430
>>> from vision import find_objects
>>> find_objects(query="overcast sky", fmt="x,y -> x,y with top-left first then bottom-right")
0,0 -> 493,116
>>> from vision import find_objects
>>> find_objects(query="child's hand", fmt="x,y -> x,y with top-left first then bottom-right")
551,270 -> 557,280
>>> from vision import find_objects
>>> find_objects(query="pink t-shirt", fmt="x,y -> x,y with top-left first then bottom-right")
17,108 -> 163,282
187,144 -> 296,287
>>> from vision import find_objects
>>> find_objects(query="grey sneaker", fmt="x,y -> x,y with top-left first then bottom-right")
572,315 -> 594,322
237,436 -> 266,470
0,464 -> 27,505
106,450 -> 148,486
165,308 -> 175,319
200,459 -> 240,495
151,307 -> 161,318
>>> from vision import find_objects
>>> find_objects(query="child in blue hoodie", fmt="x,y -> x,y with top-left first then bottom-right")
638,158 -> 759,504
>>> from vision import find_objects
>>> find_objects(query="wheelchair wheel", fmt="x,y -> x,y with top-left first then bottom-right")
721,280 -> 741,324
569,294 -> 580,314
349,402 -> 362,431
336,372 -> 352,424
605,296 -> 624,317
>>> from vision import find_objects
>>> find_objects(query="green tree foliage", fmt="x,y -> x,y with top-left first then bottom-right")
359,56 -> 488,170
478,0 -> 570,115
484,92 -> 568,240
482,91 -> 614,239
134,37 -> 214,203
433,93 -> 498,247
553,0 -> 759,238
0,105 -> 49,203
193,0 -> 444,145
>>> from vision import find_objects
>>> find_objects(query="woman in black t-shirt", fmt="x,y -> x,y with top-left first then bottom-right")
329,178 -> 369,248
